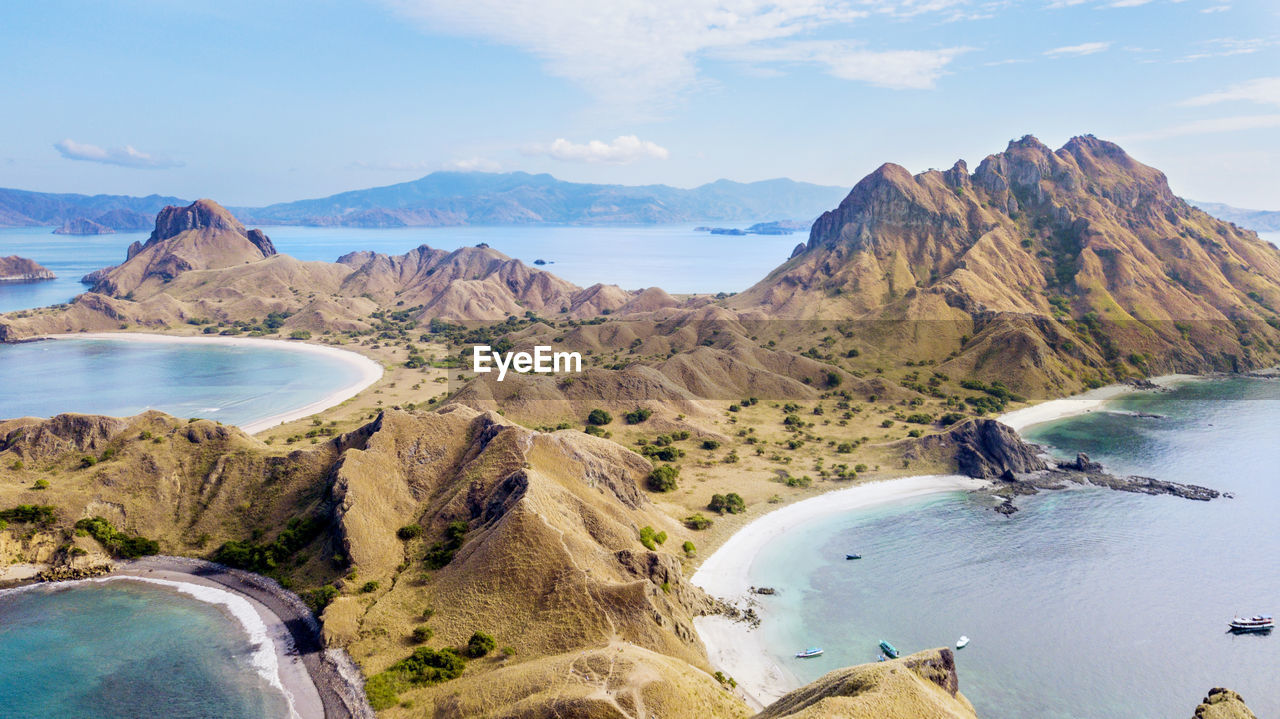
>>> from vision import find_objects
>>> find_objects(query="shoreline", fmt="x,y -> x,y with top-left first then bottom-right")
996,374 -> 1194,433
36,332 -> 384,434
112,556 -> 375,719
690,474 -> 990,710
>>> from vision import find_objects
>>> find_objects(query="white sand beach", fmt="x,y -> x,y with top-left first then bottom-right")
997,374 -> 1194,432
691,474 -> 990,710
39,332 -> 383,434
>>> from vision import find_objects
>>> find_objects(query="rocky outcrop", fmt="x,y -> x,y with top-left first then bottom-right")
756,648 -> 975,719
89,199 -> 277,297
940,419 -> 1049,479
0,255 -> 56,282
1192,688 -> 1257,719
53,217 -> 114,235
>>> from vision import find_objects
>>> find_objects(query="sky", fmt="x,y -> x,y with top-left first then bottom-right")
2,0 -> 1278,208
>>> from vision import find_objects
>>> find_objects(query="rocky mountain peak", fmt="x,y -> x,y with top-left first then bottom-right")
150,198 -> 248,243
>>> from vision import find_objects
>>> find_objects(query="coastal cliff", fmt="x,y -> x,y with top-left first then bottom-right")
0,255 -> 55,282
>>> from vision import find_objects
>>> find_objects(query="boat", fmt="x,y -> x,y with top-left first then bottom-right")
878,640 -> 899,659
956,635 -> 970,649
1229,615 -> 1274,632
845,553 -> 862,560
795,647 -> 824,658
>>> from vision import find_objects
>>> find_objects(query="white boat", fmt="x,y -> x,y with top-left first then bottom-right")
1229,615 -> 1274,632
795,647 -> 824,658
956,635 -> 970,649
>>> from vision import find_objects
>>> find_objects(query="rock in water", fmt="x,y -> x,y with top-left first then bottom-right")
0,255 -> 56,282
1192,688 -> 1257,719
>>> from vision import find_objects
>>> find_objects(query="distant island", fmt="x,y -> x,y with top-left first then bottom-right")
0,255 -> 55,282
53,217 -> 115,235
694,220 -> 811,235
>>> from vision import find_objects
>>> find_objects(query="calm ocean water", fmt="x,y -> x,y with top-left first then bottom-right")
0,223 -> 804,313
748,376 -> 1280,718
0,580 -> 290,719
0,337 -> 364,427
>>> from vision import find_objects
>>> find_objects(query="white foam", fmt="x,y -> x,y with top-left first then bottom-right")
94,576 -> 303,719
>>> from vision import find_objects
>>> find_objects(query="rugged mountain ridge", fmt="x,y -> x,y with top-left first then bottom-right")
730,135 -> 1280,393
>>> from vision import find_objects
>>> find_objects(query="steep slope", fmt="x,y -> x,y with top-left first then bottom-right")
729,135 -> 1280,392
90,199 -> 278,297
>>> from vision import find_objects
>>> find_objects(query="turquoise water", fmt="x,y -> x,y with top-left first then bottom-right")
0,580 -> 290,718
0,337 -> 365,428
749,376 -> 1280,718
0,223 -> 802,313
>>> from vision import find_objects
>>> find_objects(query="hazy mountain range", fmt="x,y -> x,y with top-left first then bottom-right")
1190,200 -> 1280,232
0,173 -> 849,231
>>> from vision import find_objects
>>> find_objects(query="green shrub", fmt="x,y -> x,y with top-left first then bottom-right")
700,439 -> 721,450
411,626 -> 433,643
647,464 -> 679,492
905,413 -> 934,425
464,631 -> 496,658
707,493 -> 746,515
424,520 -> 469,569
638,526 -> 667,550
0,505 -> 57,526
397,524 -> 422,540
683,513 -> 713,530
682,540 -> 696,557
32,479 -> 50,490
212,516 -> 326,573
361,580 -> 380,593
74,517 -> 159,558
623,407 -> 652,424
303,585 -> 339,614
880,419 -> 894,428
586,409 -> 612,426
366,647 -> 467,710
289,330 -> 312,340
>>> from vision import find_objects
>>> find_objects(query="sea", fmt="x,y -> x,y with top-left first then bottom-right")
0,223 -> 808,314
0,580 -> 291,719
747,376 -> 1280,718
0,337 -> 366,428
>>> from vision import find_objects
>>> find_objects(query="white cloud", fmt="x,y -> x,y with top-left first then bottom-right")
382,0 -> 973,112
1107,0 -> 1152,7
1044,41 -> 1112,57
445,157 -> 502,172
525,135 -> 670,164
722,41 -> 971,89
53,139 -> 182,169
1200,4 -> 1230,11
1180,77 -> 1280,108
1119,114 -> 1280,141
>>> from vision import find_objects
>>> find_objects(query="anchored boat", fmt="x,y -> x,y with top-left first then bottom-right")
878,640 -> 900,659
1229,615 -> 1274,632
845,553 -> 862,560
795,647 -> 824,658
956,635 -> 970,649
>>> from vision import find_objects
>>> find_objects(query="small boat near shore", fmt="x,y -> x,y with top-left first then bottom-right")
956,635 -> 970,649
845,553 -> 862,560
1229,615 -> 1274,632
879,640 -> 900,659
795,647 -> 824,658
